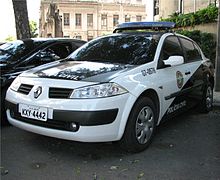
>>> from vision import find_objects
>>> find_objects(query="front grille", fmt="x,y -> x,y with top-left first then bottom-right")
17,84 -> 33,95
49,88 -> 73,99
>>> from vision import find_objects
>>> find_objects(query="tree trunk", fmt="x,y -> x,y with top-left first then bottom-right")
215,0 -> 220,91
12,0 -> 31,39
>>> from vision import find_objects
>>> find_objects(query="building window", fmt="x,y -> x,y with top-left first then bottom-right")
64,35 -> 70,38
101,14 -> 107,29
75,35 -> 82,40
87,36 -> 93,41
87,14 -> 93,27
125,15 -> 130,22
63,13 -> 70,26
113,15 -> 119,27
136,15 -> 142,22
154,0 -> 159,16
76,14 -> 82,26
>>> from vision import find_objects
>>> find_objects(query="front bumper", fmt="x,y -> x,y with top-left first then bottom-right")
5,100 -> 118,131
6,88 -> 137,142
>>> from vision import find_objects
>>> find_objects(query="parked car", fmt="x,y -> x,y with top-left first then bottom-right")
5,22 -> 214,152
1,38 -> 86,124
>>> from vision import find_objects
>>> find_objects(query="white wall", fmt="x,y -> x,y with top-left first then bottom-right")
145,0 -> 154,21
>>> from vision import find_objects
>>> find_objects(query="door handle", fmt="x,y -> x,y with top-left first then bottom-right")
185,71 -> 191,75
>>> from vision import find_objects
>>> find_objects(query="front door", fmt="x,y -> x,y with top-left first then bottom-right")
156,35 -> 193,120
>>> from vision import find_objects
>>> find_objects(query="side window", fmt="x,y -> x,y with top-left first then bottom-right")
194,43 -> 203,59
180,38 -> 202,63
47,43 -> 72,59
37,42 -> 72,63
158,36 -> 183,69
20,43 -> 73,67
71,42 -> 82,52
38,46 -> 61,62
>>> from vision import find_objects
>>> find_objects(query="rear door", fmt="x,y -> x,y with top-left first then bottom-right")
178,36 -> 204,105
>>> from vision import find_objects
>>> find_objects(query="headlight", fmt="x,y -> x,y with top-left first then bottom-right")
70,83 -> 128,99
10,77 -> 21,92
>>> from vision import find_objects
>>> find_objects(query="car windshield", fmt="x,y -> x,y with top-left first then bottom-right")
0,39 -> 45,64
69,33 -> 159,65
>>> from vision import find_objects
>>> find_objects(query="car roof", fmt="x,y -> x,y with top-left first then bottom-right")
23,38 -> 87,43
1,38 -> 86,53
113,21 -> 176,33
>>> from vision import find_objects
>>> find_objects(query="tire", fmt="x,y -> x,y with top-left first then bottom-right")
1,87 -> 10,126
199,82 -> 213,113
120,97 -> 157,153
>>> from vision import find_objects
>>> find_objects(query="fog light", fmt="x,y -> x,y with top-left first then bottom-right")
70,122 -> 79,132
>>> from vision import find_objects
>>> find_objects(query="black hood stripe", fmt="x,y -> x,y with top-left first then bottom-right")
34,61 -> 135,82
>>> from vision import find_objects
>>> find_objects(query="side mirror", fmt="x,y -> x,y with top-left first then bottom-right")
163,56 -> 184,67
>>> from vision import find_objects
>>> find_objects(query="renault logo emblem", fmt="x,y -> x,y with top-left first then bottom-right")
34,86 -> 42,99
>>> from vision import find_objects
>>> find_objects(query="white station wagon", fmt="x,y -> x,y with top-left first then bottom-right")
6,22 -> 214,152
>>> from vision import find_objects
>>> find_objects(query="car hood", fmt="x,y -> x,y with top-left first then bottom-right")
22,60 -> 135,82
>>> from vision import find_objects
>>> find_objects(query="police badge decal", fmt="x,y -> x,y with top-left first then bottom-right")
176,71 -> 184,89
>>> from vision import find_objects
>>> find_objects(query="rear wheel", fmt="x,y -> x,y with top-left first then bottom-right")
199,82 -> 213,113
120,97 -> 157,153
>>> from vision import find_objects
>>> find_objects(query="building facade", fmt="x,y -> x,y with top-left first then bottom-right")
146,0 -> 218,21
39,0 -> 146,41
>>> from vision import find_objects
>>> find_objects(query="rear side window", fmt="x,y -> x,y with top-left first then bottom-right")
179,37 -> 202,63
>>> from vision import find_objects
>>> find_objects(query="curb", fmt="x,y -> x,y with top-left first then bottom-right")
213,91 -> 220,108
213,102 -> 220,110
213,102 -> 220,106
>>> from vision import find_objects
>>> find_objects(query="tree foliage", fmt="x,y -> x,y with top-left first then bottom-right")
30,21 -> 38,38
161,5 -> 218,27
5,36 -> 16,42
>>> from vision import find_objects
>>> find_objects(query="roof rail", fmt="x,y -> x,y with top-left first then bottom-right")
113,21 -> 176,33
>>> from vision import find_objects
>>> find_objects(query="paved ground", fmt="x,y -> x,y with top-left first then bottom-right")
1,108 -> 220,180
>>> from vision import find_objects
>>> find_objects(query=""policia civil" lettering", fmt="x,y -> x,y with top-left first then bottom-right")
167,100 -> 186,114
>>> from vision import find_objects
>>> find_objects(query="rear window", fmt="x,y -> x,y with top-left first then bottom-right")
69,34 -> 159,65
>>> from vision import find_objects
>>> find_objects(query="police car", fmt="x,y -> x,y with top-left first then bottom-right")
5,22 -> 214,152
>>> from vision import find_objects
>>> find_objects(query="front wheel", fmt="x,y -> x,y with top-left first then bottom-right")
1,87 -> 10,126
120,97 -> 157,153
